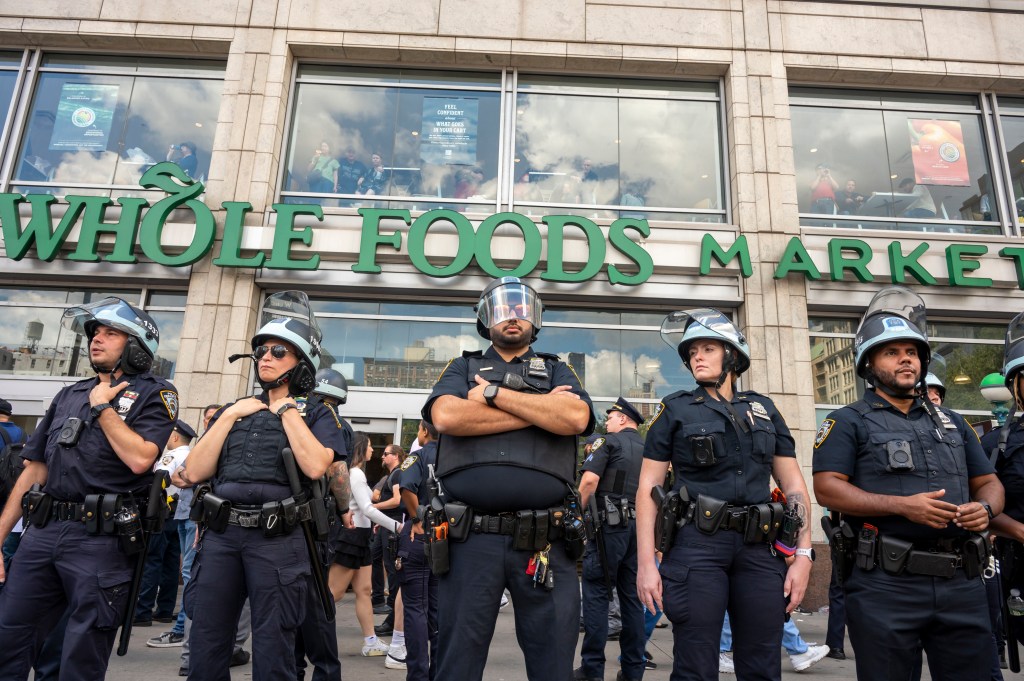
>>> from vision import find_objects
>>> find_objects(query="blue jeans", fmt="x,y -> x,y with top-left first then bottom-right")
174,520 -> 198,635
720,612 -> 809,655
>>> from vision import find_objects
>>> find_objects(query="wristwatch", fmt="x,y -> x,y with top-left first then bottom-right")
980,500 -> 995,520
276,402 -> 298,417
795,547 -> 816,562
90,403 -> 113,419
483,384 -> 500,408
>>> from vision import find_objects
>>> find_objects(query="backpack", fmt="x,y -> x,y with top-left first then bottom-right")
0,427 -> 25,508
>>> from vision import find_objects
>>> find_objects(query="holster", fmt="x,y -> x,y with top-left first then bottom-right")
878,534 -> 912,575
189,484 -> 210,522
822,516 -> 855,585
426,534 -> 450,576
201,491 -> 231,533
84,494 -> 103,535
695,495 -> 728,535
855,526 -> 877,571
652,486 -> 685,554
603,496 -> 622,527
22,485 -> 51,528
963,534 -> 989,580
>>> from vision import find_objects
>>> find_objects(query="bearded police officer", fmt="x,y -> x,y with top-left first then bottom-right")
181,292 -> 345,681
424,276 -> 595,681
576,397 -> 646,681
0,297 -> 179,680
813,286 -> 1003,681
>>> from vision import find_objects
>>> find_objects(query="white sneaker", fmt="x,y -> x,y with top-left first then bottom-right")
385,643 -> 407,669
790,644 -> 830,672
719,651 -> 735,674
361,639 -> 389,657
499,592 -> 510,609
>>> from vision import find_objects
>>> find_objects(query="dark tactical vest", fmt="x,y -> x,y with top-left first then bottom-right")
215,405 -> 313,491
594,429 -> 644,502
435,351 -> 577,484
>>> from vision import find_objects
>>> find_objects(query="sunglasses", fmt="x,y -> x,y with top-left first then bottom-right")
492,303 -> 532,320
254,345 -> 294,360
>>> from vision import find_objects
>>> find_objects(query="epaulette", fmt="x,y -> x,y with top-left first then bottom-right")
662,389 -> 695,403
534,352 -> 561,362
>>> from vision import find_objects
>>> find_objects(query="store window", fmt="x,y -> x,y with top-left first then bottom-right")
0,52 -> 21,147
12,54 -> 223,197
791,88 -> 1000,235
809,316 -> 1004,425
0,288 -> 185,379
997,97 -> 1024,227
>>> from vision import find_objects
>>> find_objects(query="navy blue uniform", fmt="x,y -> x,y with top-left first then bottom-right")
397,440 -> 438,681
814,389 -> 994,681
985,422 -> 1024,656
0,373 -> 178,680
184,394 -> 344,681
579,428 -> 646,680
644,387 -> 795,681
423,346 -> 595,681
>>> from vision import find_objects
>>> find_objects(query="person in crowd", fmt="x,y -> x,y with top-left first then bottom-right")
336,147 -> 367,197
575,397 -> 646,681
424,276 -> 595,681
372,443 -> 405,632
328,432 -> 402,659
898,177 -> 938,218
178,291 -> 344,681
307,141 -> 339,194
357,152 -> 391,197
620,183 -> 646,220
810,163 -> 839,214
453,166 -> 485,200
925,372 -> 946,407
0,297 -> 179,679
814,286 -> 1003,681
835,179 -> 865,215
823,505 -> 847,662
0,398 -> 24,448
636,308 -> 814,681
718,612 -> 829,673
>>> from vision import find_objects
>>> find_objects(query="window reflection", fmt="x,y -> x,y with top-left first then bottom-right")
791,88 -> 999,235
0,59 -> 18,137
998,98 -> 1024,227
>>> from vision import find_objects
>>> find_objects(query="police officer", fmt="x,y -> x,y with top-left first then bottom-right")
576,397 -> 646,681
312,368 -> 354,456
636,309 -> 814,681
180,291 -> 345,681
0,297 -> 179,680
423,276 -> 595,681
813,286 -> 1003,681
925,372 -> 946,407
397,419 -> 440,681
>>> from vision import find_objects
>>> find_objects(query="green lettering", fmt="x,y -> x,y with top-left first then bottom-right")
700,234 -> 752,277
352,208 -> 410,274
66,196 -> 145,263
541,215 -> 606,283
608,218 -> 653,286
213,202 -> 265,268
475,212 -> 541,278
945,243 -> 991,287
407,210 -> 475,277
137,166 -> 214,266
999,247 -> 1024,290
827,238 -> 874,283
773,237 -> 821,280
887,241 -> 936,286
266,203 -> 323,270
0,193 -> 84,261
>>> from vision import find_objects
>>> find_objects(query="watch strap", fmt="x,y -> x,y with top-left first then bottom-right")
484,385 -> 499,408
276,402 -> 298,417
90,403 -> 113,419
795,547 -> 815,562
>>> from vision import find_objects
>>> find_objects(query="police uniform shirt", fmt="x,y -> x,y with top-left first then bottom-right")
813,389 -> 992,540
644,387 -> 796,505
22,373 -> 179,500
379,464 -> 404,520
399,440 -> 438,507
983,422 -> 1024,524
580,428 -> 644,502
422,345 -> 595,511
210,393 -> 345,504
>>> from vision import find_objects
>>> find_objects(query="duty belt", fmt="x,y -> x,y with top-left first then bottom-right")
862,531 -> 991,579
470,507 -> 568,552
48,497 -> 141,522
471,512 -> 516,535
598,506 -> 637,524
227,502 -> 313,528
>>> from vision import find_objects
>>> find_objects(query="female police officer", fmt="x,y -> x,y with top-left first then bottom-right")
179,291 -> 344,681
635,309 -> 813,681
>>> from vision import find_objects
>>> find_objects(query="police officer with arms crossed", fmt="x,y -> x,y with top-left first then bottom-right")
423,276 -> 595,681
636,309 -> 814,681
576,397 -> 647,681
179,291 -> 345,681
0,297 -> 179,680
813,286 -> 1003,681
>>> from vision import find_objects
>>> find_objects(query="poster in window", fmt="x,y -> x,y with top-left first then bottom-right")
49,83 -> 119,151
908,119 -> 970,187
420,97 -> 478,166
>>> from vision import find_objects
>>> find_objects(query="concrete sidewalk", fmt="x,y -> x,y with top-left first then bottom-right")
106,598 -> 1024,680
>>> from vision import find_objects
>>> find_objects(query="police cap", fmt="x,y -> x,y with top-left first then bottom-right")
607,397 -> 643,426
173,419 -> 198,441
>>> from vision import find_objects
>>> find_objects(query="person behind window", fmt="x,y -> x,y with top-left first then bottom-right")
307,141 -> 339,194
167,142 -> 198,179
810,163 -> 839,214
898,178 -> 937,219
357,153 -> 391,197
337,147 -> 367,197
453,167 -> 484,201
835,179 -> 865,215
574,158 -> 599,204
620,183 -> 646,220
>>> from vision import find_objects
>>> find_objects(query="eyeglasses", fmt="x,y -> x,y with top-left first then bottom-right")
254,345 -> 293,360
492,303 -> 532,320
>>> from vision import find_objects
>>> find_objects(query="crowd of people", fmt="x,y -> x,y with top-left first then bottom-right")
0,278 -> 1021,681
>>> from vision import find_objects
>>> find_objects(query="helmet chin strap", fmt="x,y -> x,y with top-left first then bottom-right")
90,355 -> 122,381
257,367 -> 293,392
867,368 -> 918,400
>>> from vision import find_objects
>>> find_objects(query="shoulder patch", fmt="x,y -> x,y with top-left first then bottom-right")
814,419 -> 836,448
647,403 -> 666,428
159,390 -> 179,421
400,454 -> 418,471
591,437 -> 606,452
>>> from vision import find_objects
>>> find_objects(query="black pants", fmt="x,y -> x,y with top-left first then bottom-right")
398,530 -> 438,681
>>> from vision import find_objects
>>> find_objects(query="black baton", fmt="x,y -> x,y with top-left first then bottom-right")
118,470 -> 169,656
282,447 -> 335,622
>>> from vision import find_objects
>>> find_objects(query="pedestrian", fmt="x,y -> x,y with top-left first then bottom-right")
814,286 -> 1003,681
636,308 -> 815,681
423,276 -> 595,681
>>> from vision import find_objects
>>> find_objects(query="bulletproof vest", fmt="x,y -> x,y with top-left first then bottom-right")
435,352 -> 577,484
848,398 -> 970,521
215,407 -> 311,490
595,429 -> 644,502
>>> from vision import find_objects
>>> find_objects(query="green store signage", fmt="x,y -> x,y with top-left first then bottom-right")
1,163 -> 1023,289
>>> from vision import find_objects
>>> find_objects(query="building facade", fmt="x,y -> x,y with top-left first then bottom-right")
2,1 -> 1023,527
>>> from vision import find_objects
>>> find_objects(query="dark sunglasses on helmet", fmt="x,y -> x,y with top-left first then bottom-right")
254,345 -> 294,360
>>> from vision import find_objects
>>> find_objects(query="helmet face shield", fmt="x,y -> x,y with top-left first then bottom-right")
1003,310 -> 1024,387
255,291 -> 323,368
660,308 -> 750,375
477,281 -> 542,331
62,297 -> 159,357
854,287 -> 929,379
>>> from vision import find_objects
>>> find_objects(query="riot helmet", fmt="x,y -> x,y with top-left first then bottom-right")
313,368 -> 349,405
1002,311 -> 1024,391
475,276 -> 543,342
854,287 -> 930,379
62,297 -> 159,375
924,372 -> 946,402
251,291 -> 322,396
661,308 -> 750,386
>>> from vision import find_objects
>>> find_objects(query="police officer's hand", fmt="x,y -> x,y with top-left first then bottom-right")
468,375 -> 491,404
636,561 -> 663,614
90,380 -> 129,407
228,397 -> 269,419
784,557 -> 812,613
901,489 -> 958,528
954,501 -> 989,531
408,519 -> 424,539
